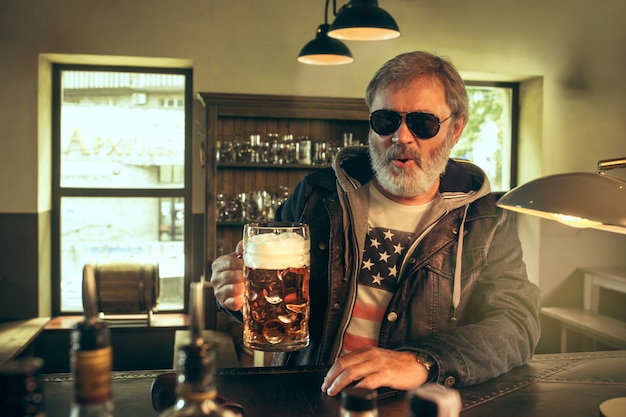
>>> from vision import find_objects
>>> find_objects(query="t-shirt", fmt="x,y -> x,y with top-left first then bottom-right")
341,183 -> 433,354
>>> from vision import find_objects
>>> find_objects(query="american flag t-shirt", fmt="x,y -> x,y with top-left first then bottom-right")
341,183 -> 432,355
341,224 -> 415,353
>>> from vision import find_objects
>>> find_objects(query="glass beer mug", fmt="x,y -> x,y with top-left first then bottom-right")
242,222 -> 311,351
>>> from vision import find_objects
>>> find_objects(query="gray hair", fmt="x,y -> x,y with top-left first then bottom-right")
365,51 -> 469,122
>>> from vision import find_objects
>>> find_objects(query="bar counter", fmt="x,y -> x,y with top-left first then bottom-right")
42,350 -> 626,417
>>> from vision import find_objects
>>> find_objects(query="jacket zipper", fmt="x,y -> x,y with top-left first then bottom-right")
329,189 -> 362,362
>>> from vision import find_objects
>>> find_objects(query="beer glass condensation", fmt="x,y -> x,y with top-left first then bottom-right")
242,222 -> 311,351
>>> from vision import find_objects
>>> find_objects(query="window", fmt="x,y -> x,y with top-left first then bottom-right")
52,65 -> 192,314
454,82 -> 518,192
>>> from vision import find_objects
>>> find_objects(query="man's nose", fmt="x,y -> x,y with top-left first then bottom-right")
392,119 -> 415,145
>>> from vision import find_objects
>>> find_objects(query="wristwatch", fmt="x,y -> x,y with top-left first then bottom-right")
413,352 -> 436,381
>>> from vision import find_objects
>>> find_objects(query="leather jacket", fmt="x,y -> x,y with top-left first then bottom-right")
271,146 -> 541,388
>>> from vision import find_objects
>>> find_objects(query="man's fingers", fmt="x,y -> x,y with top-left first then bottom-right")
210,250 -> 245,310
322,350 -> 373,396
321,348 -> 428,396
214,282 -> 245,310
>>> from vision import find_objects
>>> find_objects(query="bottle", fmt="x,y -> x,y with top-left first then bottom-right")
158,281 -> 224,417
69,264 -> 114,417
340,387 -> 378,417
407,383 -> 461,417
0,357 -> 47,417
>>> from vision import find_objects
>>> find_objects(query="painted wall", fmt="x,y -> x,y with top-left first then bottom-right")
0,0 -> 625,318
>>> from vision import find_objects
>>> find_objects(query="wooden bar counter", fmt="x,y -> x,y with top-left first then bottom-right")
41,350 -> 626,417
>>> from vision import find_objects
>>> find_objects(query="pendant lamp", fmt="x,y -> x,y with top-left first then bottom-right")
328,0 -> 400,41
497,157 -> 626,235
297,0 -> 354,65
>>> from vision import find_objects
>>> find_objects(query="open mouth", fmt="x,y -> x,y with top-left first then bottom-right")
393,157 -> 415,168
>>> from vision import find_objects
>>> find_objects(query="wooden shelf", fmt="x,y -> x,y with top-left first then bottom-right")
45,314 -> 188,330
199,93 -> 370,264
541,307 -> 626,351
218,163 -> 330,170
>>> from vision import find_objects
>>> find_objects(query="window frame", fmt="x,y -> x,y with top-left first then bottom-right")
51,63 -> 193,316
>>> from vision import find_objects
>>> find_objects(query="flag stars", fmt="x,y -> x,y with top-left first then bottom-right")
393,242 -> 404,254
388,265 -> 398,277
362,258 -> 374,270
358,226 -> 414,292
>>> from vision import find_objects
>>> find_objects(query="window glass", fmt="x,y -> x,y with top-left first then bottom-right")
60,72 -> 185,189
60,197 -> 185,311
55,68 -> 189,314
453,84 -> 515,192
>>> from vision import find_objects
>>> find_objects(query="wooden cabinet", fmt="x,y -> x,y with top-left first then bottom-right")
198,93 -> 370,268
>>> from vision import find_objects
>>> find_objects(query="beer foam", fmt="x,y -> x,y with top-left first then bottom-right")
244,232 -> 310,270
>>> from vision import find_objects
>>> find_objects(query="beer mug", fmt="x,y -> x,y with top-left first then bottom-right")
242,222 -> 311,351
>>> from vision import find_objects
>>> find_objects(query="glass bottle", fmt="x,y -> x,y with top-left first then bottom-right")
158,281 -> 224,417
69,264 -> 114,417
0,357 -> 47,417
407,383 -> 461,417
340,387 -> 378,417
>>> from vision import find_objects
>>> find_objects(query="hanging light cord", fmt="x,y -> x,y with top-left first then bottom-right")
324,0 -> 333,25
324,0 -> 339,24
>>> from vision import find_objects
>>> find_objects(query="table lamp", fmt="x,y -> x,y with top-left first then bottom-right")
498,157 -> 626,417
497,157 -> 626,235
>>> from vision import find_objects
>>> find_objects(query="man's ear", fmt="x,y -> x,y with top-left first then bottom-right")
451,116 -> 467,145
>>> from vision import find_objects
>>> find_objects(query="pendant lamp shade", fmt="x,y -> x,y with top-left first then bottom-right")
497,159 -> 626,235
328,0 -> 400,41
297,24 -> 354,65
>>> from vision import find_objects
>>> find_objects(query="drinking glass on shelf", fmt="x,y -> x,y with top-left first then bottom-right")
297,136 -> 312,165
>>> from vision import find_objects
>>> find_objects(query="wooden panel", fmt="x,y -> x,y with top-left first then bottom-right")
0,213 -> 43,321
197,92 -> 370,120
218,117 -> 369,145
0,317 -> 50,365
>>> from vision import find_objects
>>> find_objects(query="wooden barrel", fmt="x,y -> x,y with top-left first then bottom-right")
94,262 -> 160,314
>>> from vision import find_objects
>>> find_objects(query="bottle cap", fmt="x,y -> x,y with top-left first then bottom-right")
71,320 -> 110,351
177,342 -> 217,384
408,383 -> 461,417
341,387 -> 377,412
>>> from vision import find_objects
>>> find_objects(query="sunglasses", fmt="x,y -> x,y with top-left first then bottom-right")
369,109 -> 453,139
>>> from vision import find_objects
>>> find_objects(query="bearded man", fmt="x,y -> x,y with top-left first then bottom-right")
211,51 -> 541,396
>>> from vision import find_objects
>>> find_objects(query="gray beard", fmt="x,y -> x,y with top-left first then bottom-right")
368,130 -> 454,198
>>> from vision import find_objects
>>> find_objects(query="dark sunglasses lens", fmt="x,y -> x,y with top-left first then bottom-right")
370,110 -> 402,135
406,113 -> 440,139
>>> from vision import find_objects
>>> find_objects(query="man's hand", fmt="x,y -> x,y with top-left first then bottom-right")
321,346 -> 429,396
210,240 -> 245,311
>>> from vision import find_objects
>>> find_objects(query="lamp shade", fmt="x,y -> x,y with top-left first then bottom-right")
497,172 -> 626,235
328,0 -> 400,41
297,24 -> 354,65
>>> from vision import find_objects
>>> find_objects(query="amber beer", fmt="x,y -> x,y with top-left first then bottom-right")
242,222 -> 310,351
